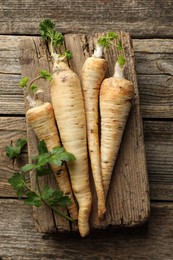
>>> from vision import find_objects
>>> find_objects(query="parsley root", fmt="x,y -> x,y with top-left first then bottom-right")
81,33 -> 117,219
39,19 -> 92,237
50,62 -> 92,237
26,101 -> 78,220
100,59 -> 134,199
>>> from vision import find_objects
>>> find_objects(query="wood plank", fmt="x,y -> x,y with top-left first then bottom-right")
138,74 -> 173,118
0,199 -> 173,259
0,0 -> 173,37
136,53 -> 173,75
19,33 -> 149,233
144,120 -> 173,201
133,39 -> 173,53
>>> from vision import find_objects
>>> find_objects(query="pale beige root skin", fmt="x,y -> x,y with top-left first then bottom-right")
26,102 -> 78,220
50,62 -> 92,237
82,57 -> 107,220
100,77 -> 134,199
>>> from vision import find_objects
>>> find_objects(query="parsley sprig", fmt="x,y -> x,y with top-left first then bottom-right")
98,32 -> 117,48
6,139 -> 76,222
39,19 -> 72,61
19,69 -> 52,94
98,32 -> 126,67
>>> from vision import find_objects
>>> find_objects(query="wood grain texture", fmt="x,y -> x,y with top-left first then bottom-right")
0,199 -> 172,259
144,120 -> 173,201
19,33 -> 149,233
0,0 -> 173,37
0,117 -> 27,197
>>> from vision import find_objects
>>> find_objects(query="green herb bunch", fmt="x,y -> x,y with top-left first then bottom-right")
39,19 -> 73,61
98,31 -> 125,67
19,69 -> 52,94
5,139 -> 75,221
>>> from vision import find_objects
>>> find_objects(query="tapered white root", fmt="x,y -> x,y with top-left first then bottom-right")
82,56 -> 108,220
50,61 -> 92,237
100,62 -> 134,199
26,102 -> 78,220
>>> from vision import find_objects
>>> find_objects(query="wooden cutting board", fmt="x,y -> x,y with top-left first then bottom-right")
20,32 -> 150,234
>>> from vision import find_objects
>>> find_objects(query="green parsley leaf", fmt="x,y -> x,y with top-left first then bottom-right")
19,77 -> 29,88
39,19 -> 64,49
5,138 -> 27,159
39,69 -> 52,81
21,163 -> 36,172
63,50 -> 73,60
52,31 -> 64,48
117,40 -> 123,52
50,147 -> 76,165
118,55 -> 126,67
36,166 -> 50,177
98,31 -> 117,48
37,152 -> 50,166
8,173 -> 26,198
39,19 -> 55,41
25,191 -> 42,207
5,145 -> 20,159
37,140 -> 48,155
16,138 -> 27,150
107,31 -> 117,40
29,84 -> 38,93
41,186 -> 72,207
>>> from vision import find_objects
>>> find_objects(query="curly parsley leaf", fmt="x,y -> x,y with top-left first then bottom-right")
98,31 -> 117,48
39,19 -> 64,48
39,19 -> 55,41
19,77 -> 29,88
29,84 -> 38,93
39,69 -> 52,81
63,50 -> 73,60
118,55 -> 126,67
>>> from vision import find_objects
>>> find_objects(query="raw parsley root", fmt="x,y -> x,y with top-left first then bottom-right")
100,37 -> 134,199
7,139 -> 75,222
39,19 -> 92,237
81,32 -> 116,220
26,103 -> 78,220
20,69 -> 78,220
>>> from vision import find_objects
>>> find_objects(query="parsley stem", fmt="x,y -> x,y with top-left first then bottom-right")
29,75 -> 42,88
35,173 -> 73,222
51,206 -> 74,222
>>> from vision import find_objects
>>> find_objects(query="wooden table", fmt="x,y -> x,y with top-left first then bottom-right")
0,1 -> 173,259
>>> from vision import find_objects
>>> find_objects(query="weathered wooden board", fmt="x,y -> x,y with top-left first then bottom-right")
0,199 -> 173,259
19,32 -> 149,234
0,0 -> 173,37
